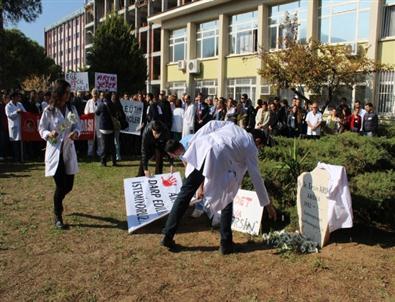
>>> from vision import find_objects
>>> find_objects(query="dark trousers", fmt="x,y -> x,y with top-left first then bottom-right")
101,132 -> 116,165
162,165 -> 234,246
53,155 -> 74,217
10,140 -> 21,162
137,148 -> 164,176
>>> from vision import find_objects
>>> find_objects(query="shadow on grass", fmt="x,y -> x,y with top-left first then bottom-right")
176,242 -> 273,254
0,162 -> 43,178
67,212 -> 128,230
329,223 -> 395,248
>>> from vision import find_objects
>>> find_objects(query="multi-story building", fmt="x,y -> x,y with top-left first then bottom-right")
44,8 -> 85,72
84,0 -> 186,94
149,0 -> 395,117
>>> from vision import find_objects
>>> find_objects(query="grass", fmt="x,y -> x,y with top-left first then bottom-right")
0,160 -> 394,301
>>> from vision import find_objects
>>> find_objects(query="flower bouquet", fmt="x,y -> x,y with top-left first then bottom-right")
262,230 -> 319,254
48,111 -> 78,145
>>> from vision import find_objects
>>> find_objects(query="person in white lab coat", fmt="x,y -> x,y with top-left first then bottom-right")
39,79 -> 81,229
182,94 -> 195,137
162,121 -> 277,254
5,91 -> 26,162
84,88 -> 102,157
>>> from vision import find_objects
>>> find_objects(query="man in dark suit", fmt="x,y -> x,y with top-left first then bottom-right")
194,92 -> 210,131
158,91 -> 173,131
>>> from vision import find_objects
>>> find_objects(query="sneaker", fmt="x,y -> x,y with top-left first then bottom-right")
54,216 -> 66,230
160,236 -> 179,252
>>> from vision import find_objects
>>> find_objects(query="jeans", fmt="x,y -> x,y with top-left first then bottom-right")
162,164 -> 234,246
53,155 -> 74,217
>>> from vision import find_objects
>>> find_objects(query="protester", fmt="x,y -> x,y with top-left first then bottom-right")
41,91 -> 51,112
194,93 -> 210,131
5,91 -> 26,162
96,92 -> 117,167
158,91 -> 173,130
182,94 -> 195,137
255,101 -> 270,140
287,105 -> 300,137
138,120 -> 174,177
213,97 -> 226,121
111,92 -> 127,161
146,93 -> 163,123
349,108 -> 362,133
38,79 -> 81,229
0,94 -> 10,160
162,121 -> 277,254
171,99 -> 184,140
239,94 -> 255,132
362,103 -> 378,136
305,102 -> 322,139
325,107 -> 340,134
84,88 -> 102,158
225,98 -> 237,123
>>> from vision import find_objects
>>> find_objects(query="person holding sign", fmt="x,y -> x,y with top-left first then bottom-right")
162,121 -> 277,255
38,80 -> 81,229
138,120 -> 174,177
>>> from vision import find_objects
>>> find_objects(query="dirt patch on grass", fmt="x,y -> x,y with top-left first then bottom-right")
0,161 -> 394,302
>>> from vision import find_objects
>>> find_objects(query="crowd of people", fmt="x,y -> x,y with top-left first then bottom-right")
0,86 -> 380,164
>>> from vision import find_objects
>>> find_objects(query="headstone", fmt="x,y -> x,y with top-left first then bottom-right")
297,168 -> 330,247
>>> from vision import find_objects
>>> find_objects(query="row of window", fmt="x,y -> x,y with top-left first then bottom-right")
168,0 -> 395,62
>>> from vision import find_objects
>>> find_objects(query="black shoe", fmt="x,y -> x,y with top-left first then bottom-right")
219,243 -> 234,255
160,236 -> 179,252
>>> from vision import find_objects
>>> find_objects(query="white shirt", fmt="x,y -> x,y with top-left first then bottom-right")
5,102 -> 26,141
84,98 -> 98,114
306,111 -> 322,136
171,107 -> 184,133
183,121 -> 270,212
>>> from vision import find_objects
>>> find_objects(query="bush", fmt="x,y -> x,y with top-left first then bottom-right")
242,133 -> 395,229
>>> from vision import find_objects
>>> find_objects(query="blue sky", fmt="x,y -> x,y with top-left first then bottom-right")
7,0 -> 85,46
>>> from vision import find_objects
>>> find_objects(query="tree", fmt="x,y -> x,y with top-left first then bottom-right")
0,0 -> 42,30
87,14 -> 147,94
0,29 -> 62,89
259,39 -> 390,111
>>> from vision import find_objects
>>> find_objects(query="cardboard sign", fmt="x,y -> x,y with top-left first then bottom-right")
78,113 -> 95,140
124,172 -> 183,233
231,189 -> 264,236
21,112 -> 41,141
120,100 -> 144,136
65,72 -> 89,91
297,168 -> 330,247
94,72 -> 117,92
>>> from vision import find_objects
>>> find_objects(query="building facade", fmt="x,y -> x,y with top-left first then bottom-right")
44,8 -> 86,72
149,0 -> 395,116
84,0 -> 191,94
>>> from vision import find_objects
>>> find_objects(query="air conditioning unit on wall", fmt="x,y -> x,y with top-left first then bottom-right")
188,59 -> 200,74
177,60 -> 186,71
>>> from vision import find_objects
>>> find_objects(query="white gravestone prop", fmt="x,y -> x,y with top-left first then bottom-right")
297,168 -> 330,248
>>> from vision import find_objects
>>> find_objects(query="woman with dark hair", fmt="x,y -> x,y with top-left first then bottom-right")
38,79 -> 81,229
213,97 -> 226,121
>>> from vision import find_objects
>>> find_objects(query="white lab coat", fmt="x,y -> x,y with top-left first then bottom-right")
316,162 -> 353,232
5,102 -> 26,141
39,105 -> 81,177
171,107 -> 185,133
183,121 -> 270,212
182,103 -> 195,137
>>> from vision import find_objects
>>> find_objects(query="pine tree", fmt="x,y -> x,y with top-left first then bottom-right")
0,0 -> 42,30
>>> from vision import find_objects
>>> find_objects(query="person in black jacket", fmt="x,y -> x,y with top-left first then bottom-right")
146,93 -> 163,123
95,92 -> 116,166
138,120 -> 174,177
158,91 -> 173,130
195,93 -> 210,131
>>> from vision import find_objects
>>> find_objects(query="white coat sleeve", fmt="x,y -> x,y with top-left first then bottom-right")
246,151 -> 270,207
39,110 -> 51,141
5,104 -> 18,120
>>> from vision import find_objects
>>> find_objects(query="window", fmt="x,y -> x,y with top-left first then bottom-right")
319,0 -> 370,45
269,0 -> 308,49
169,28 -> 187,62
383,0 -> 395,37
197,20 -> 219,58
227,78 -> 256,102
229,11 -> 258,54
195,80 -> 218,97
168,81 -> 187,98
377,71 -> 395,115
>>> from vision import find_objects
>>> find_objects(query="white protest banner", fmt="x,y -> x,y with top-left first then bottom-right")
65,72 -> 89,91
120,100 -> 144,136
124,172 -> 183,233
94,72 -> 117,92
231,189 -> 264,235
